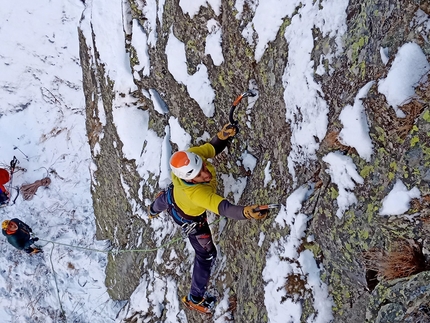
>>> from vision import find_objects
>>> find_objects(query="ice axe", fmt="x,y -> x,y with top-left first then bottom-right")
253,204 -> 281,212
228,90 -> 257,129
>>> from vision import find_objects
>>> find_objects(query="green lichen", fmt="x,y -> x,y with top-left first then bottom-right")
186,40 -> 197,52
359,229 -> 369,240
423,146 -> 430,160
374,126 -> 386,142
365,203 -> 377,222
410,125 -> 419,133
345,3 -> 371,78
423,110 -> 430,122
218,74 -> 226,87
330,187 -> 339,199
345,243 -> 353,252
245,46 -> 254,59
360,165 -> 374,178
410,136 -> 419,147
279,18 -> 291,37
304,242 -> 322,259
378,147 -> 388,156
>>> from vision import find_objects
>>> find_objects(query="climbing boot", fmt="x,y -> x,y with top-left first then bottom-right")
181,294 -> 216,314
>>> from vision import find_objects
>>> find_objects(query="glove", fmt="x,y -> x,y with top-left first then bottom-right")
243,205 -> 269,220
147,205 -> 159,219
31,248 -> 43,254
217,124 -> 238,140
32,237 -> 39,242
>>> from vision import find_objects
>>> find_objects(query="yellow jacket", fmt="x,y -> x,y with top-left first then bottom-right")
172,143 -> 225,216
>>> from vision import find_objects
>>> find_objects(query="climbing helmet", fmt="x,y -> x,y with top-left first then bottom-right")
170,151 -> 202,180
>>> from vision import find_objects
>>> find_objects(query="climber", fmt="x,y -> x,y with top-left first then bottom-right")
148,123 -> 270,314
0,168 -> 10,207
2,218 -> 43,254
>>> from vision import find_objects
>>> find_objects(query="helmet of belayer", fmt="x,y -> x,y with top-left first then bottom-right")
0,168 -> 10,185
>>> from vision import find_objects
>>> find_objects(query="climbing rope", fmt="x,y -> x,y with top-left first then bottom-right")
37,216 -> 223,255
38,235 -> 184,254
20,177 -> 51,200
48,244 -> 66,319
36,216 -> 223,321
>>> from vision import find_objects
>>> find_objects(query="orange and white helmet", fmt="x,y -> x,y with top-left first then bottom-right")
170,151 -> 202,180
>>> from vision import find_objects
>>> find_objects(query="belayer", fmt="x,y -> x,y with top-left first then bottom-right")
148,123 -> 271,314
2,218 -> 42,254
0,168 -> 10,207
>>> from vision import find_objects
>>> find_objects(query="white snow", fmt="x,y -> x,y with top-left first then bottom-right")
339,81 -> 375,162
252,0 -> 298,62
0,1 -> 121,322
112,107 -> 150,161
179,0 -> 221,18
264,161 -> 273,188
136,0 -> 159,47
81,0 -> 137,97
205,19 -> 224,66
165,27 -> 216,117
264,186 -> 333,323
379,179 -> 421,216
221,174 -> 247,204
282,0 -> 349,181
131,19 -> 151,77
322,152 -> 364,219
1,0 -> 429,322
378,42 -> 430,117
240,151 -> 257,173
168,117 -> 192,151
149,89 -> 169,114
380,47 -> 390,65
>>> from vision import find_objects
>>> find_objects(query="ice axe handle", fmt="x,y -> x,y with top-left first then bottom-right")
228,90 -> 257,126
253,204 -> 281,212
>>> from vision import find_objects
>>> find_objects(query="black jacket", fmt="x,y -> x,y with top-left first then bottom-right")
2,218 -> 35,253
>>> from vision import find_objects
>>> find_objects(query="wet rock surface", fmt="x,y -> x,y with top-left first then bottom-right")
78,0 -> 430,321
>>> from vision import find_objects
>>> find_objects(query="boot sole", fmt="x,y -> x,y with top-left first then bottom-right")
181,296 -> 213,315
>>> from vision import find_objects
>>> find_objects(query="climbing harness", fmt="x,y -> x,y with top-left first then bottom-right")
165,185 -> 205,236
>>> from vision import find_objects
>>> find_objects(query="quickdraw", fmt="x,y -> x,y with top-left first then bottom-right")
181,222 -> 198,238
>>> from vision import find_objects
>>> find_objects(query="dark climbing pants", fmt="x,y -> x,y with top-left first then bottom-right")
151,189 -> 217,298
188,221 -> 217,298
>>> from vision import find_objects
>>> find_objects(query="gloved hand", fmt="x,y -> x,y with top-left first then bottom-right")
147,205 -> 159,219
31,248 -> 43,254
217,124 -> 238,140
32,237 -> 39,242
243,205 -> 269,220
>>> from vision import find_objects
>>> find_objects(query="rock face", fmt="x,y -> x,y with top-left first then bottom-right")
78,0 -> 430,322
367,271 -> 430,323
